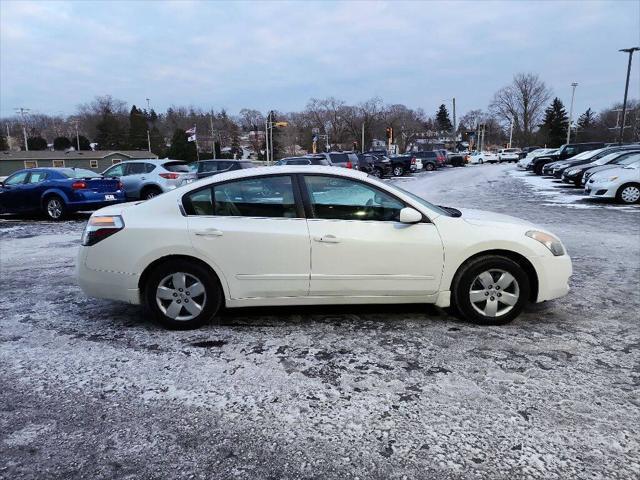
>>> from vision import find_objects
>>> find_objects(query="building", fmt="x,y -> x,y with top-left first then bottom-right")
0,150 -> 158,177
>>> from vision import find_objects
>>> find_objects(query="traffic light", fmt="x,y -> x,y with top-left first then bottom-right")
385,127 -> 394,142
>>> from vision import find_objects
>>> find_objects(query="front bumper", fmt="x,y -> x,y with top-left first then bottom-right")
76,247 -> 141,304
530,253 -> 572,302
585,182 -> 616,198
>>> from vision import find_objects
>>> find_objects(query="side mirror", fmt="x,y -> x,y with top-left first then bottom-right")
399,207 -> 422,224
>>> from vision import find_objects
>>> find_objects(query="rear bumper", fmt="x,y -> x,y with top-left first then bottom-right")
68,199 -> 125,211
76,247 -> 141,304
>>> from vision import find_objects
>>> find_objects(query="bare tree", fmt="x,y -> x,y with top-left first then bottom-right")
489,73 -> 551,146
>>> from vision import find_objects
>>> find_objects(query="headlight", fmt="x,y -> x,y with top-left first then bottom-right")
568,169 -> 579,175
526,230 -> 565,256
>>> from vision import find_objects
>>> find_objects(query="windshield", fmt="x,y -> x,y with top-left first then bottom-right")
382,182 -> 452,217
59,168 -> 101,178
570,149 -> 602,160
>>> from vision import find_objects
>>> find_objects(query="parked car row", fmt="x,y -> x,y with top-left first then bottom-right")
519,143 -> 640,204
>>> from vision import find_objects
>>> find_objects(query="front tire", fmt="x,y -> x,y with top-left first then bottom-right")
616,183 -> 640,204
425,162 -> 435,171
451,255 -> 530,325
44,195 -> 67,221
145,259 -> 222,329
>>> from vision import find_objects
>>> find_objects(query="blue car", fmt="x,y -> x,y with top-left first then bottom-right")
0,168 -> 126,220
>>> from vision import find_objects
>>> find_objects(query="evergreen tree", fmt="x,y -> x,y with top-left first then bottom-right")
435,104 -> 453,131
149,126 -> 165,156
96,110 -> 127,150
26,136 -> 48,150
577,108 -> 596,129
539,97 -> 569,147
167,129 -> 197,161
53,136 -> 72,150
77,135 -> 92,150
128,105 -> 149,150
0,135 -> 8,150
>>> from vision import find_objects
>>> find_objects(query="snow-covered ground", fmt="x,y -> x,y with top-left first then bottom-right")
1,164 -> 639,479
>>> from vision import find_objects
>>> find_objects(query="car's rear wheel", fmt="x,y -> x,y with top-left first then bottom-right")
392,165 -> 404,177
451,255 -> 530,325
373,167 -> 383,178
44,195 -> 66,221
425,163 -> 435,171
141,186 -> 162,200
478,159 -> 483,164
616,183 -> 640,204
145,259 -> 222,329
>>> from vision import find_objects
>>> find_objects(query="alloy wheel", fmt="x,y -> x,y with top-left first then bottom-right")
47,198 -> 63,219
156,272 -> 207,321
620,185 -> 640,203
469,269 -> 520,317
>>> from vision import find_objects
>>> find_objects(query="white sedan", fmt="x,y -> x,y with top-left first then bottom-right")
77,166 -> 572,329
498,148 -> 521,163
468,151 -> 498,164
585,162 -> 640,204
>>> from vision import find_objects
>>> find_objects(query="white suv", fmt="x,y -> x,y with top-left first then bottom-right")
498,148 -> 521,163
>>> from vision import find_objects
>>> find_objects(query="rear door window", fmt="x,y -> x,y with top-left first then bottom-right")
183,175 -> 298,218
126,163 -> 147,175
145,163 -> 157,173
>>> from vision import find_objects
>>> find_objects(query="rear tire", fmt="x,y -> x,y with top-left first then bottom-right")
616,183 -> 640,204
141,186 -> 162,200
425,163 -> 435,171
145,259 -> 222,329
451,255 -> 530,325
392,165 -> 404,177
373,167 -> 383,178
43,195 -> 67,221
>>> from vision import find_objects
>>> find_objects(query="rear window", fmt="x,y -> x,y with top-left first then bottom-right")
163,161 -> 191,172
310,158 -> 330,166
329,153 -> 348,163
59,168 -> 101,178
240,162 -> 255,169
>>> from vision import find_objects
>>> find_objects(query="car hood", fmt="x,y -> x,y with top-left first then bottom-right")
459,208 -> 535,229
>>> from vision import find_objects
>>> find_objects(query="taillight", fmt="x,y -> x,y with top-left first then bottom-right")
117,181 -> 123,190
72,181 -> 87,190
346,161 -> 353,169
159,173 -> 180,179
81,215 -> 125,246
411,157 -> 416,164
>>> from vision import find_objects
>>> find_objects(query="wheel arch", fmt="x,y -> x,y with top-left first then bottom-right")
450,249 -> 539,302
138,254 -> 228,305
140,183 -> 163,196
41,188 -> 70,207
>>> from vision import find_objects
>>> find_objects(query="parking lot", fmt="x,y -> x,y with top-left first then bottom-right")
1,163 -> 639,479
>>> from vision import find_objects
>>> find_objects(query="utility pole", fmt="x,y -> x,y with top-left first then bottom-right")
567,82 -> 578,144
146,98 -> 151,112
618,47 -> 639,144
210,113 -> 216,159
452,97 -> 456,137
508,118 -> 514,148
269,111 -> 274,163
73,119 -> 80,150
6,123 -> 12,150
361,123 -> 365,154
15,107 -> 30,151
265,114 -> 270,165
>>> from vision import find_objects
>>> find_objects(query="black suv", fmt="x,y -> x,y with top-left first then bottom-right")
357,153 -> 392,177
195,160 -> 255,179
529,142 -> 605,175
388,154 -> 417,176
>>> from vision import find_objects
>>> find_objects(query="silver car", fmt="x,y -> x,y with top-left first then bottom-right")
102,159 -> 197,200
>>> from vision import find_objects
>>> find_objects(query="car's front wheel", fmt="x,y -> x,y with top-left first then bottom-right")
452,255 -> 530,325
392,165 -> 404,177
616,183 -> 640,204
425,162 -> 435,171
44,195 -> 67,221
145,259 -> 222,329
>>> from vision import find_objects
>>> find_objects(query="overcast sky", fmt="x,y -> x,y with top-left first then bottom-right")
1,0 -> 639,119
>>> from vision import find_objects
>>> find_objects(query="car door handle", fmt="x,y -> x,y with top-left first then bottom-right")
314,234 -> 340,244
194,229 -> 223,237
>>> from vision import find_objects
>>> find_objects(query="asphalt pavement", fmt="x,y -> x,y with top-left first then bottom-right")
1,164 -> 639,479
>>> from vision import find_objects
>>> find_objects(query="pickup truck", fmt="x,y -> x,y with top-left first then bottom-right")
388,154 -> 417,176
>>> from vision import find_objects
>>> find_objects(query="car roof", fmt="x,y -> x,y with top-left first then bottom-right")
114,159 -> 181,164
192,165 -> 369,184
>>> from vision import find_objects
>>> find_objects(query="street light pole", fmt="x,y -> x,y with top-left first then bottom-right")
618,47 -> 639,144
567,82 -> 578,144
508,118 -> 514,148
361,123 -> 365,154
